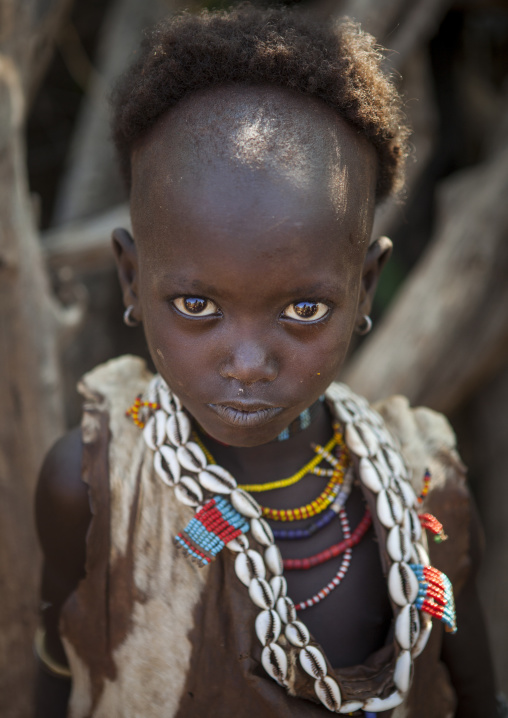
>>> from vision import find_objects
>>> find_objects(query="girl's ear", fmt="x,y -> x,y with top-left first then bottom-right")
112,228 -> 141,322
356,235 -> 393,328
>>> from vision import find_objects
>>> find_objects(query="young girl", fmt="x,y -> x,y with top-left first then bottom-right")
35,6 -> 498,717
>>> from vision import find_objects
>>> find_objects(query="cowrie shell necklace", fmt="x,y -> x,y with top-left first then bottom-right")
133,375 -> 437,714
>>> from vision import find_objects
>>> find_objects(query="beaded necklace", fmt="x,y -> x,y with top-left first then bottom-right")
194,431 -> 340,493
294,507 -> 353,612
283,508 -> 371,570
259,468 -> 345,522
271,466 -> 354,540
128,377 -> 457,715
275,396 -> 325,441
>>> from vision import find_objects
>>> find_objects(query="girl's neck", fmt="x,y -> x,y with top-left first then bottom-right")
196,401 -> 334,485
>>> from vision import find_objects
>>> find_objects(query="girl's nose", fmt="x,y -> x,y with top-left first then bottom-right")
219,339 -> 278,385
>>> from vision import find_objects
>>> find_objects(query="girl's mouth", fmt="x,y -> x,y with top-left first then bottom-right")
208,402 -> 284,428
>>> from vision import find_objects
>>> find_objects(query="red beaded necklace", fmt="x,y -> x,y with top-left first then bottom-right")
283,508 -> 371,571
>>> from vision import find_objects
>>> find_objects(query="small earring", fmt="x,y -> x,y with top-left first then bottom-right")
356,315 -> 372,336
123,305 -> 139,327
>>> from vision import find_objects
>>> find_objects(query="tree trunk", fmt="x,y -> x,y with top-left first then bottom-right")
469,367 -> 508,694
0,1 -> 70,715
343,135 -> 508,415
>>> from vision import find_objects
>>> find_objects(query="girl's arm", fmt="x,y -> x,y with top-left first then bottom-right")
34,427 -> 91,718
441,500 -> 498,718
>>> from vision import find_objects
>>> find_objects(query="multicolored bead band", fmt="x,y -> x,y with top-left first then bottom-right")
175,496 -> 250,566
410,563 -> 457,633
417,469 -> 431,504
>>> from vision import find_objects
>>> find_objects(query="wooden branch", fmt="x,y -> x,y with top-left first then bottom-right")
343,140 -> 508,415
371,48 -> 438,240
53,0 -> 201,225
384,0 -> 453,72
0,2 -> 70,714
473,367 -> 508,694
323,0 -> 452,68
43,202 -> 129,272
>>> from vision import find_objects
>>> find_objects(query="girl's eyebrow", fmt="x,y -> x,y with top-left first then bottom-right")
161,275 -> 344,299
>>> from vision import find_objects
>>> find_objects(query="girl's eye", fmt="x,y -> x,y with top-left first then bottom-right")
282,301 -> 329,322
173,297 -> 220,317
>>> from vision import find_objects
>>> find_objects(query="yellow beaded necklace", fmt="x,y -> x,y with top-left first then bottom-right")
193,431 -> 341,492
193,428 -> 350,521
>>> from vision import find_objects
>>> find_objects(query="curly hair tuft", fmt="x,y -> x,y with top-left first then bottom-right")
111,4 -> 410,201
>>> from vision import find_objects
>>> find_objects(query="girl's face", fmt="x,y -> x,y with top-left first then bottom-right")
115,86 -> 387,447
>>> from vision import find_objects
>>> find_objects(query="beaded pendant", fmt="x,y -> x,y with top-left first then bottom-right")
410,564 -> 457,633
175,496 -> 250,566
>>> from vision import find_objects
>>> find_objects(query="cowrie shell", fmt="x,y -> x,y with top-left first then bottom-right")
382,446 -> 408,479
235,550 -> 266,586
411,542 -> 430,566
394,650 -> 412,693
226,534 -> 249,552
391,476 -> 417,509
326,383 -> 350,403
261,643 -> 287,684
412,612 -> 432,658
364,406 -> 384,428
377,489 -> 404,529
388,562 -> 419,606
166,411 -> 191,446
373,449 -> 391,478
176,442 -> 207,472
255,609 -> 281,646
154,445 -> 180,486
345,422 -> 378,458
364,691 -> 404,711
249,577 -> 274,610
198,467 -> 236,494
369,423 -> 391,447
264,545 -> 283,576
285,621 -> 310,648
147,376 -> 161,406
174,476 -> 202,507
339,701 -> 365,714
395,604 -> 420,650
158,384 -> 176,414
231,489 -> 262,519
387,525 -> 412,563
276,596 -> 296,624
270,576 -> 287,603
333,401 -> 357,424
359,457 -> 389,494
143,411 -> 166,450
299,646 -> 327,678
250,517 -> 274,547
403,508 -> 422,542
314,676 -> 342,712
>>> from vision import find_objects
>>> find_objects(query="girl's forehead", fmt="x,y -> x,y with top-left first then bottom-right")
130,84 -> 377,256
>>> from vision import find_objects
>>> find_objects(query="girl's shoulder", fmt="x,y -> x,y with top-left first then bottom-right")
36,356 -> 152,588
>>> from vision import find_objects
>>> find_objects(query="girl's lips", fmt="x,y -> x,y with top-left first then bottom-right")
208,403 -> 284,428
